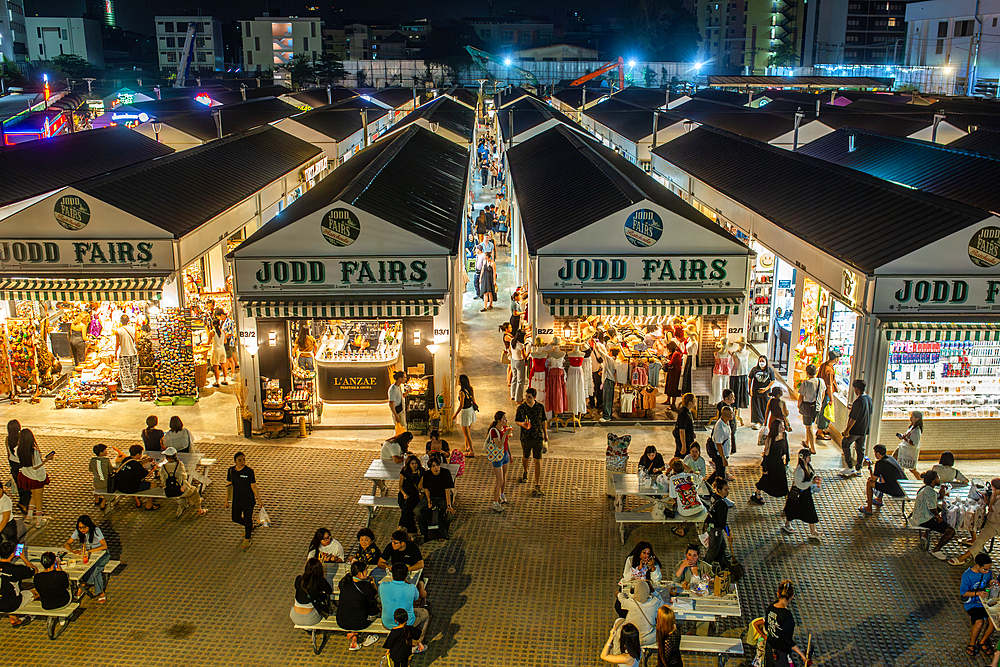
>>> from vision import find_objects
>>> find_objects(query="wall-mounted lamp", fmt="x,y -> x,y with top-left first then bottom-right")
712,326 -> 721,338
412,329 -> 421,346
426,344 -> 440,355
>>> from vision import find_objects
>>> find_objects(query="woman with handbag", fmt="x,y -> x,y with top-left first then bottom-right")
453,375 -> 478,458
486,411 -> 511,513
782,449 -> 821,541
796,365 -> 825,454
290,558 -> 334,627
337,561 -> 380,650
500,323 -> 513,388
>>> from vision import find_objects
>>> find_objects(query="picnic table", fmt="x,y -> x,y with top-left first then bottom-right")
360,459 -> 460,527
611,472 -> 708,545
323,562 -> 422,598
22,546 -> 120,597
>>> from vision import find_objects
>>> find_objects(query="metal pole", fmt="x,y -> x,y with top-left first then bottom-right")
968,0 -> 984,95
361,108 -> 368,147
793,109 -> 804,150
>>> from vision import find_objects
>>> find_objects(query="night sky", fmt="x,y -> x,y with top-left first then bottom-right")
26,0 -> 622,35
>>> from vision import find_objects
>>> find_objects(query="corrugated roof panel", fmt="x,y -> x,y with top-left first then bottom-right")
948,129 -> 1000,158
384,97 -> 474,143
158,97 -> 300,141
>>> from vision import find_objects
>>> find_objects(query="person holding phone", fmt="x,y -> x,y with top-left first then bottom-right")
16,428 -> 53,529
0,540 -> 38,626
63,514 -> 110,603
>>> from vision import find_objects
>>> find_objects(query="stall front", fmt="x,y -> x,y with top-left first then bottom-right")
508,125 -> 752,423
230,125 -> 468,432
869,217 -> 1000,456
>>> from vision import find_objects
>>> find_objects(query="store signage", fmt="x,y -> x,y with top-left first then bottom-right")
875,276 -> 1000,314
539,255 -> 747,291
623,209 -> 662,248
318,366 -> 388,401
321,208 -> 361,247
0,239 -> 174,272
54,195 -> 91,231
969,226 -> 1000,268
302,156 -> 329,182
110,111 -> 149,123
236,255 -> 449,293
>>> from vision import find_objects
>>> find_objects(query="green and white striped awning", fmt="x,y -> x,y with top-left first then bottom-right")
0,277 -> 164,302
243,299 -> 440,319
883,322 -> 1000,342
546,297 -> 741,317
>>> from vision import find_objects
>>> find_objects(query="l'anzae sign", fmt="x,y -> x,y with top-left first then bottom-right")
538,255 -> 748,291
874,276 -> 1000,314
0,239 -> 174,272
236,256 -> 449,293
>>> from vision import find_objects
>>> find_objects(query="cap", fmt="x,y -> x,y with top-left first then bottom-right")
163,447 -> 178,456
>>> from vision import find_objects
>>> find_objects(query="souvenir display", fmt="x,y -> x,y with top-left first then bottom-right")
6,319 -> 37,392
152,307 -> 197,398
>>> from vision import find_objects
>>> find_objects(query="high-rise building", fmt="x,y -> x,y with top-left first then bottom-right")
26,17 -> 105,68
243,16 -> 321,71
155,17 -> 224,73
687,0 -> 806,74
905,0 -> 1000,93
803,0 -> 913,66
0,0 -> 29,62
85,0 -> 116,28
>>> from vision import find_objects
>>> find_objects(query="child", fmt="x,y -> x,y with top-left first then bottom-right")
383,607 -> 425,665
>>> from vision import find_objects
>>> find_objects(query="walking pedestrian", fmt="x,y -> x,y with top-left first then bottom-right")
749,356 -> 775,429
910,469 -> 955,560
705,478 -> 732,568
208,315 -> 228,387
796,365 -> 824,454
750,421 -> 789,505
473,244 -> 485,297
383,606 -> 424,664
716,389 -> 738,455
705,405 -> 730,488
839,379 -> 873,477
480,161 -> 489,187
388,371 -> 409,433
453,375 -> 478,458
961,553 -> 995,657
673,393 -> 697,458
16,428 -> 52,528
893,410 -> 923,479
654,605 -> 683,667
480,253 -> 496,311
782,449 -> 821,540
510,329 -> 527,403
62,514 -> 110,603
5,420 -> 29,514
814,350 -> 840,441
225,452 -> 262,550
220,309 -> 238,376
664,341 -> 683,411
486,411 -> 511,512
516,387 -> 547,496
114,314 -> 139,393
763,580 -> 810,667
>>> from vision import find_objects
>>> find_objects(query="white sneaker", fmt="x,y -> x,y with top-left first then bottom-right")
362,634 -> 379,647
781,524 -> 794,534
931,550 -> 948,560
491,501 -> 505,512
500,493 -> 508,503
599,417 -> 609,423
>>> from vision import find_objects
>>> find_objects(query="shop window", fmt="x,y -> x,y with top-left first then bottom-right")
197,52 -> 206,62
167,52 -> 177,63
828,300 -> 857,403
164,21 -> 174,33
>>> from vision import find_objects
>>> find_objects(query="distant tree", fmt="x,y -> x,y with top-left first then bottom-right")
643,65 -> 657,88
766,42 -> 798,69
616,0 -> 700,64
423,20 -> 483,72
314,52 -> 346,84
288,53 -> 314,89
50,54 -> 92,79
356,68 -> 368,87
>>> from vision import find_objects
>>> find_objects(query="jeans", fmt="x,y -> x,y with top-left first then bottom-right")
841,434 -> 867,470
474,271 -> 481,297
705,527 -> 729,568
602,378 -> 616,419
707,455 -> 727,488
398,491 -> 420,533
232,504 -> 254,540
416,496 -> 453,539
511,357 -> 526,402
83,551 -> 111,596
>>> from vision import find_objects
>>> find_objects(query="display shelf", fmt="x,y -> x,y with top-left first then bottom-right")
152,307 -> 197,398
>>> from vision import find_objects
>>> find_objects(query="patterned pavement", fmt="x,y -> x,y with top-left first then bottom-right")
0,429 -> 995,666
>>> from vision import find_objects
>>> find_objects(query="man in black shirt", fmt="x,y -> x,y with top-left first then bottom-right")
0,540 -> 38,626
33,551 -> 71,611
839,379 -> 873,476
225,452 -> 262,550
115,444 -> 158,510
378,531 -> 424,571
515,387 -> 548,497
705,478 -> 732,568
859,443 -> 906,516
416,459 -> 456,541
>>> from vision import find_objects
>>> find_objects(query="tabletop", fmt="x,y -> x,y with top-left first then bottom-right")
23,546 -> 109,580
324,563 -> 421,598
612,473 -> 675,497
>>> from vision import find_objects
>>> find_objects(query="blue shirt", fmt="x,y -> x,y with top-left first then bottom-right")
961,567 -> 993,609
379,579 -> 418,627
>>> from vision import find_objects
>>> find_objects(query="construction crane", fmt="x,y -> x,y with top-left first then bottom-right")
173,22 -> 198,88
570,57 -> 625,91
465,46 -> 540,92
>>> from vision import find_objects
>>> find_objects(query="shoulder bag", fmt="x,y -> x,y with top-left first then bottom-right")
164,462 -> 184,498
484,428 -> 503,462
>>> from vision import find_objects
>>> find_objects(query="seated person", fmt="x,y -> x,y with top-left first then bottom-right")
0,540 -> 38,626
337,561 -> 380,650
378,531 -> 426,602
158,447 -> 207,518
932,451 -> 969,486
88,443 -> 124,510
682,443 -> 710,497
115,444 -> 158,510
378,562 -> 430,649
350,527 -> 382,569
911,469 -> 955,560
668,459 -> 704,538
416,459 -> 456,541
0,481 -> 17,543
306,527 -> 344,563
423,431 -> 449,464
33,552 -> 71,610
673,543 -> 715,586
290,558 -> 333,627
141,415 -> 164,452
859,444 -> 906,516
621,541 -> 663,587
615,580 -> 662,647
637,446 -> 666,477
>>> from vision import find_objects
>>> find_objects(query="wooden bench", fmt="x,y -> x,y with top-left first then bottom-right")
8,601 -> 80,640
614,508 -> 708,545
641,635 -> 744,667
357,495 -> 400,527
294,617 -> 391,655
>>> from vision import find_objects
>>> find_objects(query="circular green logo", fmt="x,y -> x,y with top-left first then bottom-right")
969,226 -> 1000,268
320,208 -> 361,247
54,195 -> 91,231
624,209 -> 662,248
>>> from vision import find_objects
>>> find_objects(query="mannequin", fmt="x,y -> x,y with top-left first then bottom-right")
529,337 -> 550,414
728,336 -> 751,425
682,329 -> 699,394
546,336 -> 568,416
711,336 -> 732,404
566,343 -> 587,416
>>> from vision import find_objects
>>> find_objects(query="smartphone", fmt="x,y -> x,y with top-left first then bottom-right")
14,544 -> 23,557
47,450 -> 56,458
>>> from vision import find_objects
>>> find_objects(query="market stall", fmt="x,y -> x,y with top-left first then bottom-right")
230,125 -> 468,432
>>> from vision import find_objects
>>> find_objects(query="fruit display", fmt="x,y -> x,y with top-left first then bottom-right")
6,319 -> 37,391
152,307 -> 197,398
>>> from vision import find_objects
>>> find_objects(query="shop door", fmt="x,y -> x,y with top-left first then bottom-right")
402,317 -> 434,377
256,319 -> 291,392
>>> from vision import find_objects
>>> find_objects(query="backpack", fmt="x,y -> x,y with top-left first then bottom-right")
163,462 -> 183,498
485,428 -> 503,462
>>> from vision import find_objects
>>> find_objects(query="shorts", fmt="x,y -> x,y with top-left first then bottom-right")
492,450 -> 510,468
874,481 -> 904,498
8,591 -> 32,612
920,518 -> 951,534
225,344 -> 236,358
800,401 -> 816,425
968,605 -> 989,623
521,439 -> 543,460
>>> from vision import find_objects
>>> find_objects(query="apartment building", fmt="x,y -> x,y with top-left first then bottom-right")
155,16 -> 224,73
0,0 -> 29,62
243,16 -> 321,71
905,0 -> 1000,92
803,0 -> 912,66
26,17 -> 104,68
467,18 -> 556,54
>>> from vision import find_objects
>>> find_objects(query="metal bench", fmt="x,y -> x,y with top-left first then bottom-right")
8,601 -> 81,640
357,495 -> 400,527
294,617 -> 390,655
641,635 -> 744,667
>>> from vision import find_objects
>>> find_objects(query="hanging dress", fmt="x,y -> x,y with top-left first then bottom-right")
529,355 -> 549,414
566,355 -> 587,415
545,357 -> 568,415
710,351 -> 732,403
